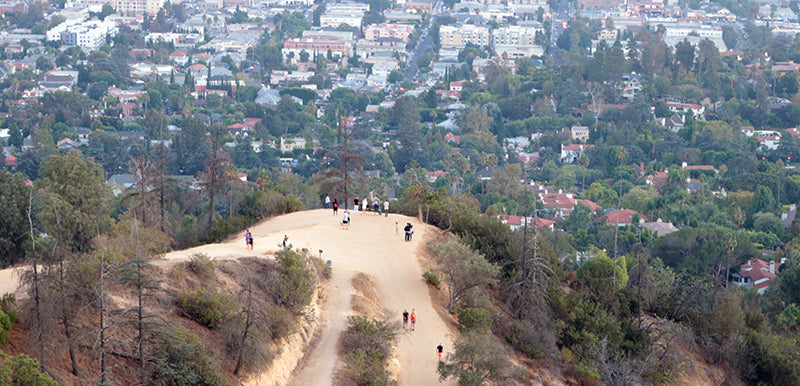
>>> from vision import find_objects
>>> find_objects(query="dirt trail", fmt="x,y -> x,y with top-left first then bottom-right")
0,209 -> 456,385
164,209 -> 456,385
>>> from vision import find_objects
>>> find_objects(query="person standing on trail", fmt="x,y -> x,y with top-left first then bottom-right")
410,309 -> 416,331
354,196 -> 360,215
324,194 -> 330,209
282,235 -> 291,249
342,210 -> 350,230
362,198 -> 368,214
383,199 -> 389,217
404,223 -> 413,241
437,343 -> 444,361
373,198 -> 380,214
333,199 -> 339,215
245,229 -> 253,251
402,309 -> 409,329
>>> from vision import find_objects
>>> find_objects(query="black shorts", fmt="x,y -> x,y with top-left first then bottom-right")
343,220 -> 349,224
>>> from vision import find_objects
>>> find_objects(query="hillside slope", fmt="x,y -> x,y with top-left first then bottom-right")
163,209 -> 456,385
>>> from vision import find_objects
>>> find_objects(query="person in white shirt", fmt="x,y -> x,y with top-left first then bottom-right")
383,200 -> 389,217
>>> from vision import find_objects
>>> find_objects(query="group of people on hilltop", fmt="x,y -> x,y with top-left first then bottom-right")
323,194 -> 392,231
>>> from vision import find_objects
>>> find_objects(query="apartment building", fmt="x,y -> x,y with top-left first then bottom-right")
439,24 -> 490,48
113,0 -> 164,15
53,19 -> 118,51
364,23 -> 413,42
491,25 -> 543,46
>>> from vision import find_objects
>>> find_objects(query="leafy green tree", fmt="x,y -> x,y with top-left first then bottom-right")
750,185 -> 777,217
38,150 -> 111,253
426,236 -> 499,313
753,212 -> 786,239
373,152 -> 395,177
0,171 -> 30,267
387,69 -> 403,83
577,250 -> 628,310
438,332 -> 510,385
391,96 -> 425,171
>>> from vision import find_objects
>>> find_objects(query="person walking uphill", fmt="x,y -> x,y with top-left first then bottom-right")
324,194 -> 330,209
402,309 -> 409,329
437,343 -> 444,361
342,210 -> 350,230
332,199 -> 339,215
383,199 -> 389,217
410,309 -> 416,331
354,196 -> 360,215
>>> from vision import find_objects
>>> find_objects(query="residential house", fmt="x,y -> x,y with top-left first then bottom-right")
426,170 -> 448,182
731,259 -> 784,294
641,218 -> 679,236
539,192 -> 602,218
560,144 -> 593,163
598,28 -> 618,40
645,170 -> 668,189
666,101 -> 705,119
605,208 -> 646,225
621,72 -> 643,100
279,137 -> 307,153
495,214 -> 555,231
570,126 -> 590,142
57,138 -> 80,150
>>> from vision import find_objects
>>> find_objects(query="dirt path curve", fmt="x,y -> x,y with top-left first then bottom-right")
162,209 -> 455,385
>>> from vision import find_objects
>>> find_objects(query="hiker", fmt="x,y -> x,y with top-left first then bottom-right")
410,309 -> 416,331
342,210 -> 350,230
402,309 -> 409,329
404,223 -> 413,241
282,235 -> 291,249
245,229 -> 253,251
332,199 -> 339,215
437,343 -> 444,361
324,194 -> 331,209
362,198 -> 368,214
383,199 -> 389,217
373,198 -> 380,214
354,196 -> 360,215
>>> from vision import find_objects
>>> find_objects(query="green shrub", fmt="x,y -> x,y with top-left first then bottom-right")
0,352 -> 56,385
341,316 -> 396,385
178,288 -> 235,329
422,270 -> 440,288
147,327 -> 224,386
266,249 -> 314,313
268,306 -> 297,340
188,253 -> 215,278
203,218 -> 235,243
457,307 -> 493,332
573,360 -> 601,383
0,311 -> 9,345
0,294 -> 16,324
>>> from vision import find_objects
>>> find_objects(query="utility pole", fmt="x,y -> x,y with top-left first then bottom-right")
340,108 -> 349,211
159,119 -> 165,233
520,165 -> 529,320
